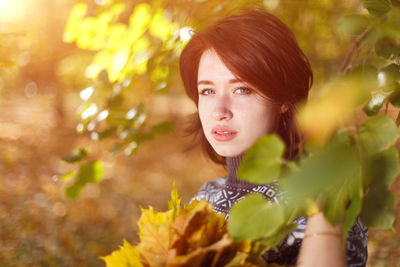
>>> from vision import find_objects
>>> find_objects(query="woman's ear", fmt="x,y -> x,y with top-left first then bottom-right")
279,103 -> 289,114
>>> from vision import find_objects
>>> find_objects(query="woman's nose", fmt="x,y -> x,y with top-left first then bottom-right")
212,98 -> 233,121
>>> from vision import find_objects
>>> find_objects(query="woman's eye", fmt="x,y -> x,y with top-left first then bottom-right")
199,89 -> 214,95
234,87 -> 252,95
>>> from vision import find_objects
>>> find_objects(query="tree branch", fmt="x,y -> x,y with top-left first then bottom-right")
339,14 -> 388,74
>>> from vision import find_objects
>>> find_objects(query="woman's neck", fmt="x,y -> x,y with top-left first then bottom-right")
226,154 -> 257,188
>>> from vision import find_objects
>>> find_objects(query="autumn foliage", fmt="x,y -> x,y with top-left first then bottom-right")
102,186 -> 267,266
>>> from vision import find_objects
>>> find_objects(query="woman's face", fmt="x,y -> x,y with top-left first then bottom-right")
197,49 -> 277,157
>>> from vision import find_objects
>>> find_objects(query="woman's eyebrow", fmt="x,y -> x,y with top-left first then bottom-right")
197,79 -> 243,85
197,80 -> 214,85
229,78 -> 243,84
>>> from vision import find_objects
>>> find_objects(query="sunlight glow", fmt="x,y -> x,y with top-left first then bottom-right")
125,108 -> 137,120
136,114 -> 146,125
76,123 -> 84,133
368,91 -> 390,108
0,0 -> 28,22
90,132 -> 99,140
85,64 -> 99,78
0,0 -> 11,9
178,26 -> 194,42
97,110 -> 109,121
264,0 -> 280,11
81,104 -> 98,119
377,72 -> 386,88
80,86 -> 94,100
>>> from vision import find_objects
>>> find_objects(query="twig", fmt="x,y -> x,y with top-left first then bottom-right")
339,14 -> 388,74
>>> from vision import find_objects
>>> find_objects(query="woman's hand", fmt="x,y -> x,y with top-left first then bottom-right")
297,212 -> 346,267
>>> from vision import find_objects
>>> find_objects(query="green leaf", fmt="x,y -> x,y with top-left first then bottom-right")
66,161 -> 104,199
322,165 -> 362,225
80,160 -> 104,183
363,146 -> 400,187
375,38 -> 400,59
362,91 -> 390,116
342,192 -> 362,239
237,135 -> 285,184
351,64 -> 378,76
109,142 -> 125,154
281,135 -> 363,225
388,8 -> 400,23
377,9 -> 400,40
361,182 -> 396,229
135,132 -> 155,145
362,66 -> 399,115
228,194 -> 285,241
361,147 -> 399,229
389,90 -> 400,107
364,0 -> 392,17
357,115 -> 400,156
258,223 -> 298,250
282,136 -> 357,198
66,183 -> 84,199
380,64 -> 400,108
381,64 -> 400,89
98,127 -> 117,140
151,120 -> 174,135
59,170 -> 75,181
337,14 -> 370,36
61,148 -> 88,163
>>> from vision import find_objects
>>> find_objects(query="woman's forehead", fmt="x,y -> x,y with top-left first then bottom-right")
197,49 -> 237,81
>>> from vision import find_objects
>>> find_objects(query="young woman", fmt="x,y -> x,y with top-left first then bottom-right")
179,8 -> 368,266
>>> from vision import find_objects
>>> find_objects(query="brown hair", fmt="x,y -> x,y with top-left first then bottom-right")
180,8 -> 313,165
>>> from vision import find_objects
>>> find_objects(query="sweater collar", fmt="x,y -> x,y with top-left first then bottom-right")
226,154 -> 257,188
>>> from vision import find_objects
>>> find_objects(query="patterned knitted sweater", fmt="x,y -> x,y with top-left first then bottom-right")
191,156 -> 368,266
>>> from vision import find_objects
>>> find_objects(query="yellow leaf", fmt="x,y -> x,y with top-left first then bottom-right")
101,240 -> 143,267
168,233 -> 234,266
151,65 -> 169,84
129,3 -> 152,42
111,3 -> 125,16
297,75 -> 373,145
136,206 -> 175,265
168,183 -> 182,220
105,198 -> 254,266
149,9 -> 178,42
63,3 -> 88,43
106,23 -> 129,51
171,201 -> 227,257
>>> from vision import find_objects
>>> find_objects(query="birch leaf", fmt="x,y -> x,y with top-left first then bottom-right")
237,135 -> 285,184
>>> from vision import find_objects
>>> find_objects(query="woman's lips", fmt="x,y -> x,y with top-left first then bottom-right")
211,126 -> 237,141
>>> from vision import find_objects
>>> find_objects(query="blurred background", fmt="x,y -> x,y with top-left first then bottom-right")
0,0 -> 399,266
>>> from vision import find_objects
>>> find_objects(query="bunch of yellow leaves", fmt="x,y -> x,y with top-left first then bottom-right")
101,185 -> 269,267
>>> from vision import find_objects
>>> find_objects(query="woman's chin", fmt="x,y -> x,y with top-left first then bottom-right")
207,138 -> 247,157
214,148 -> 244,158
